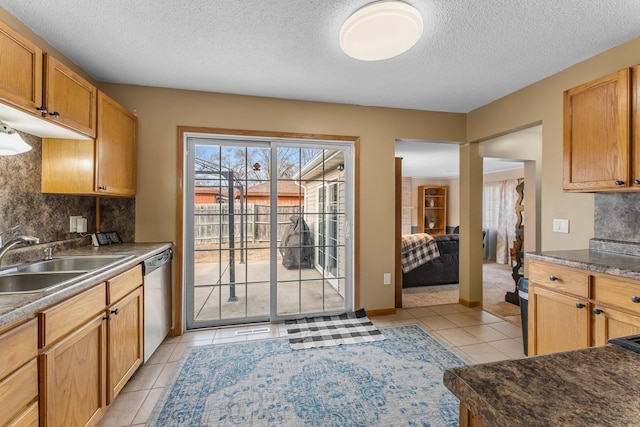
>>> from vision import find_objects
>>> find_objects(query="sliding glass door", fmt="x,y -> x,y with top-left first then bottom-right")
184,133 -> 354,329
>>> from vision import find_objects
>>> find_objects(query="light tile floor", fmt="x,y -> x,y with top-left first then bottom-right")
97,304 -> 524,426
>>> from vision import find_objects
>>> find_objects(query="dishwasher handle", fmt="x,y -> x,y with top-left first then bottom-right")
143,249 -> 173,275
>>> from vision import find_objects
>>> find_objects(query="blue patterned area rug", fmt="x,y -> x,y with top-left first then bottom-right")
146,324 -> 467,426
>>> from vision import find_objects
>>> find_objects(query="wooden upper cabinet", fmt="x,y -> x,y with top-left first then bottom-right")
632,65 -> 640,188
42,91 -> 137,197
563,68 -> 631,191
96,91 -> 137,196
43,54 -> 97,138
0,20 -> 42,114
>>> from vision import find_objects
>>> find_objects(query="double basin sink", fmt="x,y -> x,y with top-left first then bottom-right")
0,255 -> 131,294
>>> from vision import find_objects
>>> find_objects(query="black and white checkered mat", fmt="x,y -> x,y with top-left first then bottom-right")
285,309 -> 385,350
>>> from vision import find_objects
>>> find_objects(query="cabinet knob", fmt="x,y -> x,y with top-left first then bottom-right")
111,308 -> 120,315
549,275 -> 558,281
575,303 -> 585,309
635,179 -> 640,185
49,111 -> 60,118
593,308 -> 603,315
631,296 -> 640,303
615,180 -> 625,186
98,185 -> 107,191
36,106 -> 48,114
103,315 -> 112,321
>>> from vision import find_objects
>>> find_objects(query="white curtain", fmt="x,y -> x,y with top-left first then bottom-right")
482,179 -> 518,264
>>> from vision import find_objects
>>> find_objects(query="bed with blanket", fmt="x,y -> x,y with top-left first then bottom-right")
401,233 -> 459,288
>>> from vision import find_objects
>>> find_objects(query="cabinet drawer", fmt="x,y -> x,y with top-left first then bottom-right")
0,359 -> 38,426
107,265 -> 142,304
0,318 -> 37,380
594,275 -> 640,315
39,283 -> 106,348
6,401 -> 38,427
529,261 -> 590,298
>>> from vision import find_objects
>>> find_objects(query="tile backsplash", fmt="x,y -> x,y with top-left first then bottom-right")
0,130 -> 134,263
592,192 -> 640,255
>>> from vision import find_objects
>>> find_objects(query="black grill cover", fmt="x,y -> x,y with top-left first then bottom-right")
280,216 -> 314,269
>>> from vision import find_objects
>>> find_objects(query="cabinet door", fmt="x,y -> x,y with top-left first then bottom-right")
43,54 -> 97,138
563,68 -> 630,191
528,285 -> 590,355
95,91 -> 137,196
632,65 -> 640,188
40,315 -> 106,427
41,138 -> 96,195
593,306 -> 640,347
107,287 -> 143,403
0,20 -> 42,114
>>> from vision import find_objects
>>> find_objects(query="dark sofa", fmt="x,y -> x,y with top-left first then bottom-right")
402,234 -> 459,287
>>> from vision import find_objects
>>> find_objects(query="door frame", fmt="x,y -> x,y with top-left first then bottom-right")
174,126 -> 360,335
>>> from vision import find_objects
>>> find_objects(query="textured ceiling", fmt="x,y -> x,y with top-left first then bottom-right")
1,1 -> 640,113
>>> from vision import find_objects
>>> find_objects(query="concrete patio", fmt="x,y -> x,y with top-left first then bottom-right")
192,259 -> 345,323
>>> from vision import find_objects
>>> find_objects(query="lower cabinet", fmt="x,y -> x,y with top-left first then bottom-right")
40,315 -> 107,427
107,286 -> 143,403
38,264 -> 144,426
0,318 -> 39,426
529,260 -> 640,355
593,305 -> 640,346
529,285 -> 589,355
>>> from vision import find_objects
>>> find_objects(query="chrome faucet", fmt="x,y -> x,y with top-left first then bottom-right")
0,235 -> 40,265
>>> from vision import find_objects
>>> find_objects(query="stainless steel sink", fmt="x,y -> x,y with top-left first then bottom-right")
0,255 -> 132,294
15,255 -> 129,273
0,272 -> 85,293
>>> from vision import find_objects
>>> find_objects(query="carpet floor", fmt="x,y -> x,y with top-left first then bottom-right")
402,262 -> 522,325
146,324 -> 466,426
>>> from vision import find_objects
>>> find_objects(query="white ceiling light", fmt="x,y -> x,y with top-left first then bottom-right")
0,121 -> 31,155
340,1 -> 423,61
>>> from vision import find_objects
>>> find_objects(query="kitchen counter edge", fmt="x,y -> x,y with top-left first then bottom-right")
0,242 -> 172,330
526,249 -> 640,281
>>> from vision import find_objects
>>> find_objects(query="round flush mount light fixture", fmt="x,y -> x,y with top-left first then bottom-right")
339,1 -> 423,61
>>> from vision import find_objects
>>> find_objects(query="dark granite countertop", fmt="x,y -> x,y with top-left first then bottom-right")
526,249 -> 640,281
444,345 -> 640,427
0,242 -> 172,329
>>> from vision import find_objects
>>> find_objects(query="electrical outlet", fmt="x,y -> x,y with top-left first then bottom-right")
76,217 -> 87,233
69,215 -> 82,232
553,218 -> 569,233
383,273 -> 391,285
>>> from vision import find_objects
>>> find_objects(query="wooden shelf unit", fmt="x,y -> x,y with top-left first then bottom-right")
417,186 -> 447,234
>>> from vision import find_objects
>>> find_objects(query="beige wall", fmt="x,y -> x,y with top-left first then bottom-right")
468,37 -> 640,251
99,84 -> 466,311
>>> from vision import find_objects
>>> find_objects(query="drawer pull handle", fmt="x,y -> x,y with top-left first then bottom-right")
575,303 -> 585,309
615,180 -> 625,186
111,308 -> 120,315
593,308 -> 603,315
632,296 -> 640,303
549,275 -> 558,281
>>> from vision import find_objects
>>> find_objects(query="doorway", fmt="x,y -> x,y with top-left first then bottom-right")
183,132 -> 355,329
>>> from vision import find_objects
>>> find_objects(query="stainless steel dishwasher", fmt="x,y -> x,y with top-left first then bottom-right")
143,248 -> 172,362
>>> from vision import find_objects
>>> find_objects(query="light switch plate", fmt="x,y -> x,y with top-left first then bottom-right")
553,218 -> 569,233
383,273 -> 391,285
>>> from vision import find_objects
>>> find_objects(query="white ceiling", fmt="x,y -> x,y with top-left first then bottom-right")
396,124 -> 542,178
396,140 -> 524,179
1,1 -> 640,113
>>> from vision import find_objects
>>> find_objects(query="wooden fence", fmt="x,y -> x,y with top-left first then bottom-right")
194,203 -> 303,244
